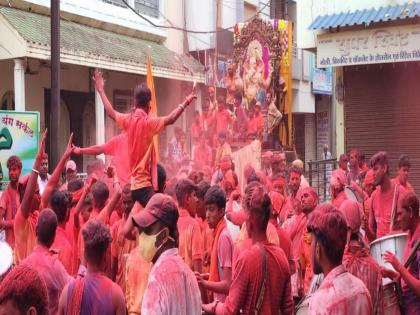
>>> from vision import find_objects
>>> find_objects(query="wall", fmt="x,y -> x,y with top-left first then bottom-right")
296,0 -> 416,49
14,0 -> 167,39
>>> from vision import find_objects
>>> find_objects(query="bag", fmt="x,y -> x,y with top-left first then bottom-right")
254,243 -> 268,315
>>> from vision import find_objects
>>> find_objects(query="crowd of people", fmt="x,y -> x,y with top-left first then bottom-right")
0,70 -> 419,315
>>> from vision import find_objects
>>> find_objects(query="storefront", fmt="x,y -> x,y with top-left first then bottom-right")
313,15 -> 420,190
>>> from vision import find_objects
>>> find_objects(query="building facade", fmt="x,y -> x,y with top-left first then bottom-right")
300,0 -> 420,190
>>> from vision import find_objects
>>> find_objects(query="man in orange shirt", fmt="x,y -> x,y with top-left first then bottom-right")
215,96 -> 232,136
50,189 -> 76,275
0,155 -> 22,248
393,154 -> 414,192
196,185 -> 233,303
111,184 -> 137,292
94,69 -> 196,207
74,133 -> 130,187
247,101 -> 263,137
203,182 -> 293,314
14,130 -> 74,264
192,132 -> 213,168
21,208 -> 71,315
196,180 -> 213,273
174,179 -> 203,272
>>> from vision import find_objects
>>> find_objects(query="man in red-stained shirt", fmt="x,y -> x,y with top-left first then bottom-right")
215,96 -> 232,136
111,184 -> 137,293
192,132 -> 213,168
369,151 -> 406,240
331,168 -> 348,209
50,189 -> 76,275
74,133 -> 130,187
0,155 -> 22,248
191,110 -> 203,145
247,101 -> 263,138
280,166 -> 302,223
307,206 -> 373,314
203,182 -> 293,315
392,154 -> 414,192
174,179 -> 203,272
22,208 -> 71,315
93,69 -> 196,208
340,200 -> 383,315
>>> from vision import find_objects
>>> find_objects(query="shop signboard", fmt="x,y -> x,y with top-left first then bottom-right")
0,111 -> 39,190
317,24 -> 420,67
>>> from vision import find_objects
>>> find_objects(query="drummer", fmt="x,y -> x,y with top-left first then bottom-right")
368,152 -> 407,240
383,191 -> 420,315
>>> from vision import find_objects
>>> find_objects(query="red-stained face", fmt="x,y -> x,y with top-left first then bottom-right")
8,166 -> 21,183
206,203 -> 224,229
349,151 -> 359,168
82,204 -> 93,223
185,191 -> 198,217
122,192 -> 134,215
372,163 -> 387,186
398,166 -> 409,185
301,191 -> 317,213
395,200 -> 412,231
289,171 -> 301,193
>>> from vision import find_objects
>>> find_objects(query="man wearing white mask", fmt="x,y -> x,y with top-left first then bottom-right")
132,193 -> 201,315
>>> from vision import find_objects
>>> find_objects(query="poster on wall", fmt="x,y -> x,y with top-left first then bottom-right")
0,111 -> 39,191
312,67 -> 332,95
316,100 -> 330,160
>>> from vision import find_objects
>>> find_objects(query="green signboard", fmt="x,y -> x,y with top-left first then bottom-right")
0,111 -> 40,190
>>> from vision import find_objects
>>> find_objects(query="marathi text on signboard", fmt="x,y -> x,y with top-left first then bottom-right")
316,24 -> 420,68
0,111 -> 39,190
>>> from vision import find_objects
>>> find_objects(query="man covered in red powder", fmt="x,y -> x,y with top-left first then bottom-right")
392,154 -> 414,192
203,182 -> 293,315
0,155 -> 22,248
340,200 -> 383,315
0,263 -> 49,315
22,208 -> 71,315
93,69 -> 196,207
369,151 -> 406,239
59,220 -> 126,315
307,205 -> 373,314
133,193 -> 201,314
196,185 -> 233,303
215,96 -> 232,136
74,132 -> 130,187
383,191 -> 420,315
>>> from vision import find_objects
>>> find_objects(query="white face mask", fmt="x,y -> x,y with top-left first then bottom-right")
138,228 -> 173,262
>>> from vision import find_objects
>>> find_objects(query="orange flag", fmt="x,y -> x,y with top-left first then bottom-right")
146,53 -> 159,158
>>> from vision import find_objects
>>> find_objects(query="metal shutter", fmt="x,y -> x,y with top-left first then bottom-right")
344,62 -> 420,191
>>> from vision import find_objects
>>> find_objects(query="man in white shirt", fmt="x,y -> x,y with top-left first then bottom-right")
132,193 -> 201,315
37,153 -> 51,194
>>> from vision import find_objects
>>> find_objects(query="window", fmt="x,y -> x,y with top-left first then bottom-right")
102,0 -> 126,8
134,0 -> 159,18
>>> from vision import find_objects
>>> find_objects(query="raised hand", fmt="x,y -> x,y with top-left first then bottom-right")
92,69 -> 105,93
37,128 -> 48,159
64,133 -> 74,158
184,93 -> 197,106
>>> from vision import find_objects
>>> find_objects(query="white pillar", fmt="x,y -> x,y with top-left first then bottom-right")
95,90 -> 105,161
14,59 -> 25,111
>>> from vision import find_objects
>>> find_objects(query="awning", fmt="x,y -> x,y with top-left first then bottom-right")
0,6 -> 204,82
309,2 -> 420,30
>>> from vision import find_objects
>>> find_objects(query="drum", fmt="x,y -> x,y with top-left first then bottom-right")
0,241 -> 13,276
370,233 -> 408,285
344,185 -> 363,203
383,282 -> 401,315
295,296 -> 310,315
